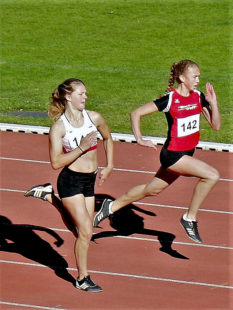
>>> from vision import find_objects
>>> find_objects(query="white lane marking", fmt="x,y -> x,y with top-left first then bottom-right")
0,156 -> 50,164
108,234 -> 233,251
1,187 -> 232,215
0,156 -> 232,182
0,301 -> 66,310
135,201 -> 233,215
0,259 -> 232,290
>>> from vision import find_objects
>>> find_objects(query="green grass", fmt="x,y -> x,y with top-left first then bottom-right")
1,0 -> 232,143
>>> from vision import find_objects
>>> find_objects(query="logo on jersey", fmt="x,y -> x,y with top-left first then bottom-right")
178,103 -> 198,111
175,99 -> 180,103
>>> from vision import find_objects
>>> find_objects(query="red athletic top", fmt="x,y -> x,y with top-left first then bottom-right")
154,89 -> 209,151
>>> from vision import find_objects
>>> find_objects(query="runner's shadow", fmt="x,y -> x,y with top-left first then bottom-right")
94,195 -> 189,260
0,215 -> 76,285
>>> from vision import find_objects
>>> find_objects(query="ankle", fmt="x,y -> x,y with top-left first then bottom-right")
78,274 -> 88,281
183,213 -> 196,222
109,201 -> 114,214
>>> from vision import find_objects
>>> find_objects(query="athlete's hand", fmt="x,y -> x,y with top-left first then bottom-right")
80,131 -> 97,152
205,82 -> 218,107
98,167 -> 113,186
137,138 -> 157,150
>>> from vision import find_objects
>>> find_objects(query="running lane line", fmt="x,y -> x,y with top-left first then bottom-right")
0,301 -> 67,310
0,157 -> 232,182
1,187 -> 232,215
1,259 -> 232,290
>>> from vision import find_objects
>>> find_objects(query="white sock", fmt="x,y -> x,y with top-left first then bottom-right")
109,202 -> 114,214
183,213 -> 196,222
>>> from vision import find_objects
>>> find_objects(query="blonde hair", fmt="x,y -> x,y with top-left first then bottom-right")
48,78 -> 85,122
165,59 -> 199,93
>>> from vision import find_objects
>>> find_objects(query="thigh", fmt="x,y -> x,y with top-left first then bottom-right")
160,147 -> 195,169
84,196 -> 95,222
145,166 -> 179,193
168,155 -> 217,178
61,194 -> 92,231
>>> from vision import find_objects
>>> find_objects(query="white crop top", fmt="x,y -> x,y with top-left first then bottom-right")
60,109 -> 98,153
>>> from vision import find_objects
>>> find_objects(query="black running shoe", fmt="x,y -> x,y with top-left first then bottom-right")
76,275 -> 102,292
180,217 -> 202,243
93,199 -> 112,227
24,183 -> 53,201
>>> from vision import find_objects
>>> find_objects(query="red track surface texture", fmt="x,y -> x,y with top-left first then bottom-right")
0,131 -> 233,310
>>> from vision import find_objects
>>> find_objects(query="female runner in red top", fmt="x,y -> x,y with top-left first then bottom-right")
94,59 -> 221,244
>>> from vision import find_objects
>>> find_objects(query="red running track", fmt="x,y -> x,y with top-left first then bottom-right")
0,131 -> 233,310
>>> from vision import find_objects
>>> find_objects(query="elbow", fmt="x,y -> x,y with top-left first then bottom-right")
130,110 -> 139,124
211,114 -> 221,131
103,135 -> 113,145
51,161 -> 62,170
130,110 -> 137,119
213,121 -> 221,131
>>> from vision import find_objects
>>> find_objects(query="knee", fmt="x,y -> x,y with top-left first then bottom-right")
144,184 -> 164,196
78,226 -> 93,243
206,168 -> 220,184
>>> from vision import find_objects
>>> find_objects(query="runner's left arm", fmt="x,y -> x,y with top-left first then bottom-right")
202,82 -> 221,131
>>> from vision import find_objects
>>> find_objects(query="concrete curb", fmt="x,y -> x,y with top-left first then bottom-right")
1,122 -> 232,152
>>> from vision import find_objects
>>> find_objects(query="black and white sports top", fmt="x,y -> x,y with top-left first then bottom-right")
60,109 -> 98,153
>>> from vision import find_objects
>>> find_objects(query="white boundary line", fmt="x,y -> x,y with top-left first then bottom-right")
110,234 -> 233,250
50,228 -> 233,251
1,123 -> 233,152
135,201 -> 233,215
1,187 -> 232,215
1,156 -> 232,183
0,301 -> 66,310
0,259 -> 232,290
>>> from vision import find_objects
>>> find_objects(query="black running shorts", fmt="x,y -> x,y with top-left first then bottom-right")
57,166 -> 97,199
160,147 -> 195,169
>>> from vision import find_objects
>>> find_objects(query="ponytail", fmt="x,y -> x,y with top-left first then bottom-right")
48,78 -> 85,122
165,62 -> 177,93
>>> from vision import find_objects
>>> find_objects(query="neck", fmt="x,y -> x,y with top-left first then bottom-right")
176,84 -> 191,97
65,107 -> 83,122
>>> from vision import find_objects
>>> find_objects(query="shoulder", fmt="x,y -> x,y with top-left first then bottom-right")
49,118 -> 65,138
154,91 -> 173,112
194,89 -> 205,100
193,89 -> 202,97
194,90 -> 209,108
86,110 -> 105,125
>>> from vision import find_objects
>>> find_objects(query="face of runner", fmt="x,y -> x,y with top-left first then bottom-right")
67,84 -> 88,111
179,65 -> 201,92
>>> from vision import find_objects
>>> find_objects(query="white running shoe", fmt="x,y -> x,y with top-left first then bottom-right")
76,275 -> 102,292
93,199 -> 112,227
24,183 -> 53,201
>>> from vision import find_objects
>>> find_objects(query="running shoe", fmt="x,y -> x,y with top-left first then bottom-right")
76,275 -> 102,292
24,183 -> 53,201
93,198 -> 112,227
180,217 -> 202,243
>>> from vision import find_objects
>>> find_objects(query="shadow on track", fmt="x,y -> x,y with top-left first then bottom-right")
94,194 -> 189,260
0,215 -> 76,285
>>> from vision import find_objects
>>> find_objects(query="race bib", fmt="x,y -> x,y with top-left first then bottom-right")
177,114 -> 200,137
